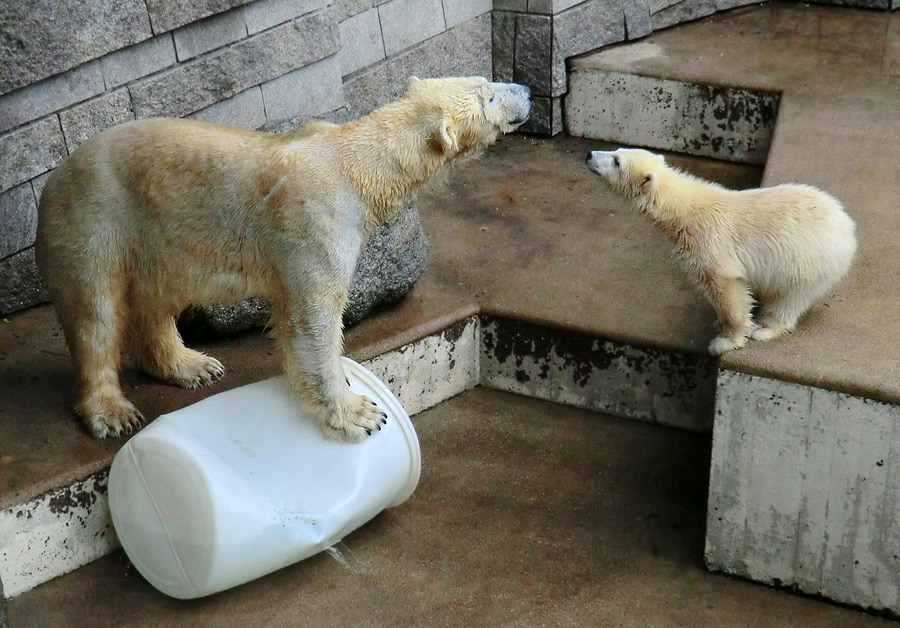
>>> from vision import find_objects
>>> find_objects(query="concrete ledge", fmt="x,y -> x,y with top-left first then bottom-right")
707,370 -> 900,616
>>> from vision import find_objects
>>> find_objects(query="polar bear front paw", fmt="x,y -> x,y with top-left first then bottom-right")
750,325 -> 789,342
323,392 -> 388,443
708,334 -> 747,356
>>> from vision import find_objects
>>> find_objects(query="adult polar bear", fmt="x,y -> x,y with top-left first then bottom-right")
37,77 -> 531,441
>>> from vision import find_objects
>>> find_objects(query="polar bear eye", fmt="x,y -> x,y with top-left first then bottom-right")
488,94 -> 495,104
612,156 -> 620,167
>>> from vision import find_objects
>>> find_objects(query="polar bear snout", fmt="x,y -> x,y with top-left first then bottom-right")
585,150 -> 616,178
491,82 -> 531,127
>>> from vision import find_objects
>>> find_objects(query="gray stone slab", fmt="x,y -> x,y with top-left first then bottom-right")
246,0 -> 331,33
189,86 -> 267,129
0,62 -> 105,135
551,0 -> 626,96
0,117 -> 67,194
258,105 -> 356,133
343,13 -> 491,118
565,69 -> 778,164
0,0 -> 152,96
144,0 -> 255,33
378,0 -> 447,57
519,95 -> 562,135
334,0 -> 378,21
30,172 -> 53,203
59,89 -> 135,152
651,0 -> 717,30
0,247 -> 47,316
261,55 -> 346,122
0,184 -> 38,260
491,10 -> 516,84
130,11 -> 338,119
179,201 -> 429,334
493,0 -> 528,11
513,14 -> 552,95
173,8 -> 249,61
707,370 -> 900,615
100,35 -> 179,90
624,0 -> 653,39
338,8 -> 387,76
443,0 -> 492,27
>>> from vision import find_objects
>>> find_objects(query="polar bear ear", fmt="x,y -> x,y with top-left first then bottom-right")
641,171 -> 659,192
436,117 -> 459,154
407,76 -> 421,91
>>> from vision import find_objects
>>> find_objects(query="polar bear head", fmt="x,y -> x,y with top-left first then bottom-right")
404,76 -> 531,155
585,148 -> 668,201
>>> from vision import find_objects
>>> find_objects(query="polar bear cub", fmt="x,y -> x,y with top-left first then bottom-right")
37,77 -> 531,440
586,148 -> 857,356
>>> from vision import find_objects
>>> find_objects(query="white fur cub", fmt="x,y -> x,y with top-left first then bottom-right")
586,148 -> 857,356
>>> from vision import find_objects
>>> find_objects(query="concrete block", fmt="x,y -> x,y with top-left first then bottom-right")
491,10 -> 516,83
493,0 -> 528,10
378,0 -> 446,56
0,0 -> 151,95
173,8 -> 249,61
343,12 -> 491,118
565,69 -> 778,165
551,0 -> 625,96
189,86 -> 267,129
0,117 -> 67,194
130,11 -> 338,119
338,8 -> 386,76
513,14 -> 552,95
715,0 -> 762,8
527,0 -> 554,12
258,105 -> 355,133
364,317 -> 479,416
0,472 -> 117,598
144,0 -> 254,33
651,0 -> 717,30
0,247 -> 47,316
480,317 -> 717,432
519,95 -> 562,135
246,0 -> 331,34
0,184 -> 38,259
443,0 -> 492,27
100,34 -> 178,90
624,0 -> 653,39
59,88 -> 135,152
261,55 -> 345,122
0,62 -> 105,134
707,370 -> 900,615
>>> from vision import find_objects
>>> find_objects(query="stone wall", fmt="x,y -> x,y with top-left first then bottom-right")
0,0 -> 492,316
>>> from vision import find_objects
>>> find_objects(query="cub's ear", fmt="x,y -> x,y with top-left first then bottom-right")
407,76 -> 421,91
641,171 -> 659,192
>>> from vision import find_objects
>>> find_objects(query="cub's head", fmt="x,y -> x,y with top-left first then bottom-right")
585,148 -> 666,201
405,76 -> 531,156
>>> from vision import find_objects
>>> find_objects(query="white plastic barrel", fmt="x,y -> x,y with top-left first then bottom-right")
108,357 -> 420,599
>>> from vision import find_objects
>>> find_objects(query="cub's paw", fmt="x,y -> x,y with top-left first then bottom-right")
170,351 -> 225,389
78,396 -> 145,439
322,392 -> 388,443
750,325 -> 789,342
708,334 -> 747,356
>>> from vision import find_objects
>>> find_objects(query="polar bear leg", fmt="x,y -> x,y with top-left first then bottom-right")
63,276 -> 144,438
704,275 -> 754,356
133,315 -> 225,389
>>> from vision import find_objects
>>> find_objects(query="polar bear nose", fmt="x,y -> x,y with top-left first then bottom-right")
585,152 -> 593,163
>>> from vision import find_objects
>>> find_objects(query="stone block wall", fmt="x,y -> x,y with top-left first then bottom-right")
0,0 -> 492,316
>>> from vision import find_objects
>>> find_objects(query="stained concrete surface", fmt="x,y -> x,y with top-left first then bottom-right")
8,389 -> 894,627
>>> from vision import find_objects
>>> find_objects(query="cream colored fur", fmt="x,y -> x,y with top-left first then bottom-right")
36,76 -> 530,439
586,148 -> 857,356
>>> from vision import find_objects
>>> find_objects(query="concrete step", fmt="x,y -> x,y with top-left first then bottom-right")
8,389 -> 895,628
564,3 -> 900,616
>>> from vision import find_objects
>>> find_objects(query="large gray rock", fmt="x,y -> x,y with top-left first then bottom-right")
179,201 -> 429,336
